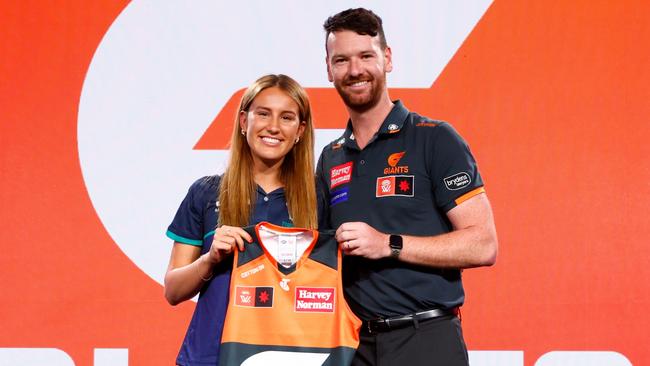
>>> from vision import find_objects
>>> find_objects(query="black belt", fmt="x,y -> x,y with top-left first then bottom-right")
363,308 -> 459,334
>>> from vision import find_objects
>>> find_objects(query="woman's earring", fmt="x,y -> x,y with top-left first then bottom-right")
241,130 -> 246,136
294,137 -> 300,145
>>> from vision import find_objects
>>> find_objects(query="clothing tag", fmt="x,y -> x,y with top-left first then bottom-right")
277,234 -> 297,268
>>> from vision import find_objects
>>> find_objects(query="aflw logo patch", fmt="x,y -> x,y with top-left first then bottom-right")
376,175 -> 414,197
295,287 -> 335,313
235,286 -> 274,308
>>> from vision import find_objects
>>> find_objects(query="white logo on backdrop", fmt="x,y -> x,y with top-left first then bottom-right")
77,0 -> 492,286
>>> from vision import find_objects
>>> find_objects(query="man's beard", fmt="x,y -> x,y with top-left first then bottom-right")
334,74 -> 386,114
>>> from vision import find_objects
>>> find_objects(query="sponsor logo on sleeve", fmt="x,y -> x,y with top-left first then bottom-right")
376,175 -> 414,197
444,172 -> 471,191
235,286 -> 274,307
330,187 -> 349,206
330,162 -> 353,188
295,287 -> 335,313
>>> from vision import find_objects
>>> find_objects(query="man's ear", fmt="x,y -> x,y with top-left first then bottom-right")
384,46 -> 393,73
326,56 -> 333,82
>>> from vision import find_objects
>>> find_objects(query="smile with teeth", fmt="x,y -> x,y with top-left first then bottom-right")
348,80 -> 370,88
261,136 -> 282,146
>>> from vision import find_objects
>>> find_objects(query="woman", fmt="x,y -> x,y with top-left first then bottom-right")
164,74 -> 317,366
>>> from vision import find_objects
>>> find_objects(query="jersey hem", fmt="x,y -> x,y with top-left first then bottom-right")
167,230 -> 203,246
454,186 -> 486,206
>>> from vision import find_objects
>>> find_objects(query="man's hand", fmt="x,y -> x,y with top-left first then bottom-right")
335,222 -> 391,259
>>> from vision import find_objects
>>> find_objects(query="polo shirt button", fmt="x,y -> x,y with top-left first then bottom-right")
263,196 -> 269,202
360,160 -> 365,165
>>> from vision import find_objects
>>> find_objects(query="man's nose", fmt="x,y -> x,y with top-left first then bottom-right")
348,58 -> 362,77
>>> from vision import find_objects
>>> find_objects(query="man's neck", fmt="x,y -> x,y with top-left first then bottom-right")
348,94 -> 394,150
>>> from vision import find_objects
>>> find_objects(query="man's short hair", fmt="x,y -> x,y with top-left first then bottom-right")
323,8 -> 387,50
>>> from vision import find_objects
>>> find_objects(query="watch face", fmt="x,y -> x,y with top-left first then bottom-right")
389,235 -> 402,258
389,235 -> 403,249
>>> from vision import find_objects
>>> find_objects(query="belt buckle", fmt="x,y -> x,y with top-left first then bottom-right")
367,317 -> 383,334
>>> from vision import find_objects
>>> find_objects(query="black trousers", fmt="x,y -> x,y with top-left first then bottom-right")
352,315 -> 469,366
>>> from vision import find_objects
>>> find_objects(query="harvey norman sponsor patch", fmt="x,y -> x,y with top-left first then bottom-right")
295,287 -> 335,313
376,175 -> 414,197
330,162 -> 353,188
444,172 -> 471,191
235,286 -> 274,308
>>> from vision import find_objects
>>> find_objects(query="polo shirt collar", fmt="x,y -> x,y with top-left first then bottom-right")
377,100 -> 409,135
339,100 -> 409,147
256,185 -> 285,198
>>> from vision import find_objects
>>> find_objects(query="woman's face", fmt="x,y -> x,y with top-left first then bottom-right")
240,87 -> 306,170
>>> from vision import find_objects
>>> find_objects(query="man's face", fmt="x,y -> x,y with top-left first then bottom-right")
326,30 -> 392,113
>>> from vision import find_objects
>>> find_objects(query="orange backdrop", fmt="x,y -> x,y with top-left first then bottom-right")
1,1 -> 649,365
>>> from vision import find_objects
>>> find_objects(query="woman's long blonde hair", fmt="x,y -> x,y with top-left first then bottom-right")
218,74 -> 317,229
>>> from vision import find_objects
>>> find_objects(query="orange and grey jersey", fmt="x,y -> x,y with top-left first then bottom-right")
218,222 -> 361,366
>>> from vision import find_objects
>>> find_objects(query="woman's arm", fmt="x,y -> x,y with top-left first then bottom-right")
164,243 -> 212,305
164,225 -> 253,305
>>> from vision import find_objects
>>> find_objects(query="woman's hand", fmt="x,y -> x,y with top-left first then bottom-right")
207,225 -> 253,264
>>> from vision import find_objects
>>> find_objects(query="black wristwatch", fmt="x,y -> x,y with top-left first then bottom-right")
389,234 -> 403,259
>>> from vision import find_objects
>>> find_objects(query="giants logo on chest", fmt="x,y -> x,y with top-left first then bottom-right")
384,151 -> 409,174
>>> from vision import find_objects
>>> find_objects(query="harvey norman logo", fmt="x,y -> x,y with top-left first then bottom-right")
330,162 -> 353,188
295,287 -> 335,313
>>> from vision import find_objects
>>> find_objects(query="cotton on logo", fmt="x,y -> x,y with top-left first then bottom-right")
77,1 -> 493,288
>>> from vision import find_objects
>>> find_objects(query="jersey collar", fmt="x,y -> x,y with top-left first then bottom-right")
376,100 -> 409,136
338,100 -> 409,149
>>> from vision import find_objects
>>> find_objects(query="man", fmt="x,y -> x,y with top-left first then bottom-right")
316,8 -> 498,366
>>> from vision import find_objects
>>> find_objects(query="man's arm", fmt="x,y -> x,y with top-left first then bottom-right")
335,193 -> 497,268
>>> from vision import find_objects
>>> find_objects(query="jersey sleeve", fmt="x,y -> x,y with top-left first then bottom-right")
166,177 -> 212,246
429,123 -> 485,212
